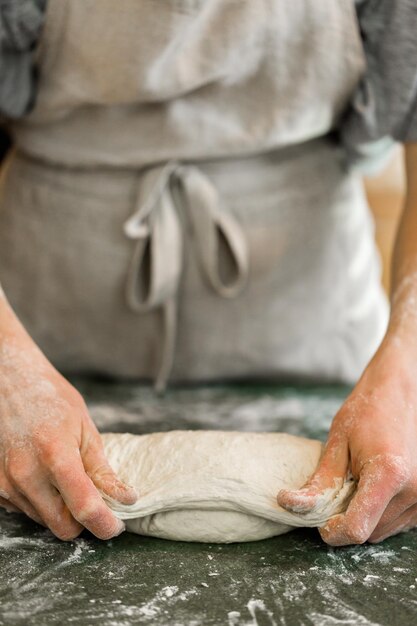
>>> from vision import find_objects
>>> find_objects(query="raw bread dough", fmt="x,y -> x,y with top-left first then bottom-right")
101,430 -> 354,543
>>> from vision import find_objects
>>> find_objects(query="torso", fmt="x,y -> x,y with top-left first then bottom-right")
11,0 -> 365,168
0,1 -> 388,387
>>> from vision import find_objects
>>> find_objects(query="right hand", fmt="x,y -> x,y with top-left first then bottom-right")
0,292 -> 138,540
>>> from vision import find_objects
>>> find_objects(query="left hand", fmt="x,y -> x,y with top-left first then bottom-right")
277,336 -> 417,546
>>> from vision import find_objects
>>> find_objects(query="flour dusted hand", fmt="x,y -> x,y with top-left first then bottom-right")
101,430 -> 355,543
0,292 -> 137,540
278,146 -> 417,547
277,339 -> 417,546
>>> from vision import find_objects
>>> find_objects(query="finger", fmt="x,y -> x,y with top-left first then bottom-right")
7,489 -> 45,526
0,496 -> 20,514
51,449 -> 125,540
320,458 -> 405,546
82,432 -> 138,505
0,483 -> 20,512
17,476 -> 83,541
2,475 -> 45,525
3,457 -> 47,526
369,503 -> 417,543
369,492 -> 412,534
277,434 -> 349,513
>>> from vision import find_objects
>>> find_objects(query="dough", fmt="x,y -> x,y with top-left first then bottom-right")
101,430 -> 354,543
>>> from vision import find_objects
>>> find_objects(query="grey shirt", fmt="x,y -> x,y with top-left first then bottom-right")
341,0 -> 417,166
0,0 -> 416,149
0,0 -> 46,118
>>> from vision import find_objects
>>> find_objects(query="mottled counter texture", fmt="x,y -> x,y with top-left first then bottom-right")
0,381 -> 416,626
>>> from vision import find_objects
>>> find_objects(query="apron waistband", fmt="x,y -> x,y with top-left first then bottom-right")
123,161 -> 249,391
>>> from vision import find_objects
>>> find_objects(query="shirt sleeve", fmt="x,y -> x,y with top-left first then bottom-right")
0,0 -> 47,120
341,0 -> 417,161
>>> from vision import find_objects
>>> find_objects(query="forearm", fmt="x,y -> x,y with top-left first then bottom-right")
0,283 -> 135,541
0,286 -> 32,346
278,144 -> 417,546
382,144 -> 417,352
0,286 -> 55,382
0,286 -> 18,337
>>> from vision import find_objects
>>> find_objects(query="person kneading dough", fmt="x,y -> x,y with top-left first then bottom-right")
0,0 -> 416,545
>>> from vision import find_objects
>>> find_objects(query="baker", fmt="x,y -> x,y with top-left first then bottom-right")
0,0 -> 416,546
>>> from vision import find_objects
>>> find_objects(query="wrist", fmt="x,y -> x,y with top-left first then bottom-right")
0,296 -> 36,355
0,296 -> 60,381
370,327 -> 417,381
384,302 -> 417,356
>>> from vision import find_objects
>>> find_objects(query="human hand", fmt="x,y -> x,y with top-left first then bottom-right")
277,339 -> 417,545
0,298 -> 137,540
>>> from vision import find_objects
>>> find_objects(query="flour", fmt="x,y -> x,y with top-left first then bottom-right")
390,269 -> 417,328
228,610 -> 241,625
84,381 -> 347,443
137,586 -> 198,620
64,539 -> 90,565
369,549 -> 397,564
227,600 -> 278,626
363,574 -> 380,585
308,610 -> 381,625
247,599 -> 277,626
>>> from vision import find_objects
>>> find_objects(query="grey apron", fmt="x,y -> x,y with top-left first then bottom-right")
0,0 -> 389,388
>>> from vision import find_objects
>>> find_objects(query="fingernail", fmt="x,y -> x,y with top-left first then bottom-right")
119,480 -> 138,495
122,485 -> 139,504
277,489 -> 318,513
279,487 -> 314,499
277,488 -> 298,502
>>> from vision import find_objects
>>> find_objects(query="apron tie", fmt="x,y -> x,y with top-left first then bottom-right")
123,162 -> 249,391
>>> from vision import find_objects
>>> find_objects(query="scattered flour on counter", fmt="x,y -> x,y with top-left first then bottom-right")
162,586 -> 177,598
138,587 -> 179,618
369,550 -> 396,564
62,539 -> 90,566
137,585 -> 198,620
363,574 -> 380,586
228,610 -> 241,626
308,612 -> 381,625
88,385 -> 342,437
247,599 -> 277,626
0,536 -> 48,550
230,397 -> 304,431
350,546 -> 396,564
309,587 -> 382,626
282,574 -> 307,601
311,580 -> 383,626
227,600 -> 278,626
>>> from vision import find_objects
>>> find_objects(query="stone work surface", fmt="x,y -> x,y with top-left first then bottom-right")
0,379 -> 415,626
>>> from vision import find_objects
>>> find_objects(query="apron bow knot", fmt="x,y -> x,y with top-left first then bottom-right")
123,161 -> 249,390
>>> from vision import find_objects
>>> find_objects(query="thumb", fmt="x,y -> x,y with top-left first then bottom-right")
82,432 -> 138,506
277,434 -> 349,513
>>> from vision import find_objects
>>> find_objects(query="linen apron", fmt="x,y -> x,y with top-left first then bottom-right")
0,0 -> 389,389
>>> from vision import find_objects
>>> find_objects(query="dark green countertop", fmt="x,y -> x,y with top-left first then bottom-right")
0,381 -> 415,626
